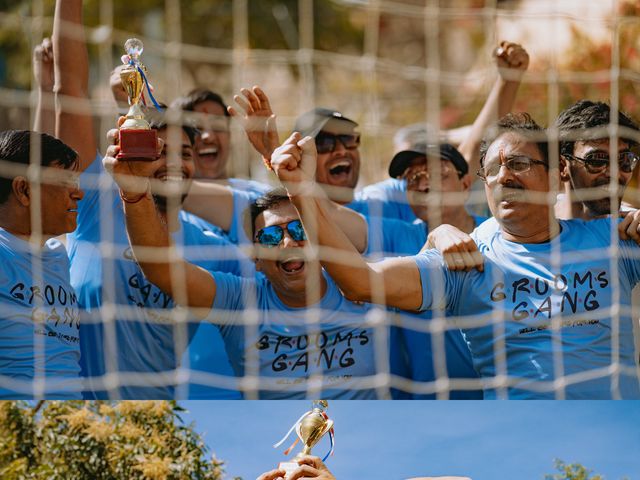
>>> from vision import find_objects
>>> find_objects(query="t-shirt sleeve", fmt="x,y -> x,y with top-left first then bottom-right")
412,249 -> 452,312
365,217 -> 421,257
619,238 -> 640,286
204,271 -> 251,325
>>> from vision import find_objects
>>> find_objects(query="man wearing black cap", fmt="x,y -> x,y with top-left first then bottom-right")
387,142 -> 482,241
293,107 -> 362,205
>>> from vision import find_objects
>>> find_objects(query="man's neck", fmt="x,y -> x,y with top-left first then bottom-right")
323,184 -> 355,206
501,219 -> 561,244
0,206 -> 49,246
274,264 -> 328,308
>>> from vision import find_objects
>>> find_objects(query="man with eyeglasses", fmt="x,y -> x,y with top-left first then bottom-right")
555,100 -> 640,220
270,112 -> 640,399
356,142 -> 485,398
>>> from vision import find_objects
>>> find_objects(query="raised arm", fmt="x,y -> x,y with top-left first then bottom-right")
457,41 -> 529,175
103,128 -> 217,318
228,85 -> 280,163
33,38 -> 55,135
53,0 -> 97,171
271,132 -> 423,310
182,180 -> 235,231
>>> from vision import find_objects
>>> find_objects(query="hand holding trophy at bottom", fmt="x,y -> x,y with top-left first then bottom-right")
268,400 -> 335,480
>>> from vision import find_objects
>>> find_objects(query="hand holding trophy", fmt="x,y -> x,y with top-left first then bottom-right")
117,38 -> 160,160
274,400 -> 335,479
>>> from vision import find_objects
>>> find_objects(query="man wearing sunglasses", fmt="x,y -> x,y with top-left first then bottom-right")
107,153 -> 388,398
272,112 -> 640,399
555,100 -> 640,220
292,108 -> 362,206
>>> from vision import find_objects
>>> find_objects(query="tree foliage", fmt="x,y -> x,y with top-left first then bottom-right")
544,459 -> 630,480
0,401 -> 225,480
545,460 -> 604,480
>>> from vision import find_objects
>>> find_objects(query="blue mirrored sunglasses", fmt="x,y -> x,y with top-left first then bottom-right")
255,219 -> 306,247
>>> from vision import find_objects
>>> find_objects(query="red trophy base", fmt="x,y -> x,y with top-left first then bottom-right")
117,129 -> 159,160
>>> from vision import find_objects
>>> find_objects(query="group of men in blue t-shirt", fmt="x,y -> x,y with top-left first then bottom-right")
3,0 -> 640,400
262,108 -> 640,399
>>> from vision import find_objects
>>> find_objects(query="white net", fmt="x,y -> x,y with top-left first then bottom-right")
1,0 -> 640,399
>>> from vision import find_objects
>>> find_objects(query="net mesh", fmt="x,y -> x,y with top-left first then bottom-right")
1,0 -> 640,399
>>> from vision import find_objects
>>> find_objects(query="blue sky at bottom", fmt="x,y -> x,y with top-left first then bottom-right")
180,400 -> 640,480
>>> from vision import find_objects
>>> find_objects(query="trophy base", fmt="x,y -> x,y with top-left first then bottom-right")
278,462 -> 300,479
117,129 -> 159,160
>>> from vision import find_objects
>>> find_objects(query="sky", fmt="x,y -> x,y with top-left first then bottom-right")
180,401 -> 640,480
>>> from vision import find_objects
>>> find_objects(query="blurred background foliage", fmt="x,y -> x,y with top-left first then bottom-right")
0,401 -> 226,480
0,0 -> 639,182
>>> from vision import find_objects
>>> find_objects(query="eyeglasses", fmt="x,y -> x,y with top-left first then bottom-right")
255,219 -> 306,247
315,132 -> 360,154
401,162 -> 459,186
564,151 -> 639,174
477,155 -> 547,182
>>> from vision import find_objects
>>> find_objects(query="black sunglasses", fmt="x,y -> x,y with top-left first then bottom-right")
564,151 -> 639,174
255,219 -> 306,247
315,132 -> 360,154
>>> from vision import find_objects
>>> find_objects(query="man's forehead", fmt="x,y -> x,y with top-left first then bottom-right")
574,138 -> 630,152
193,100 -> 226,116
486,133 -> 539,159
258,203 -> 299,228
320,117 -> 357,135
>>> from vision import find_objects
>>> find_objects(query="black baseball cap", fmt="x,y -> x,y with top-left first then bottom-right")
293,108 -> 358,138
388,142 -> 468,178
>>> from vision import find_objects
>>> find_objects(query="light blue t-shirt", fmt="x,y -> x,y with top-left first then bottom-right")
228,177 -> 271,196
414,216 -> 640,399
207,271 -> 388,399
180,181 -> 263,398
0,229 -> 81,399
68,154 -> 244,399
364,215 -> 487,258
364,215 -> 486,399
353,178 -> 416,222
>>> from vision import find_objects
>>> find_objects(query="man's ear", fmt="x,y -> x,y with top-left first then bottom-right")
12,176 -> 30,206
549,166 -> 562,193
559,155 -> 571,183
460,173 -> 473,190
254,256 -> 263,273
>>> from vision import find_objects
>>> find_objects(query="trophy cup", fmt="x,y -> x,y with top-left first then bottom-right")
274,401 -> 335,479
117,38 -> 159,160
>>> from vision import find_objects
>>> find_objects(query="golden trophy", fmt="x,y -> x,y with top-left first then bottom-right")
274,400 -> 335,479
117,38 -> 159,160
